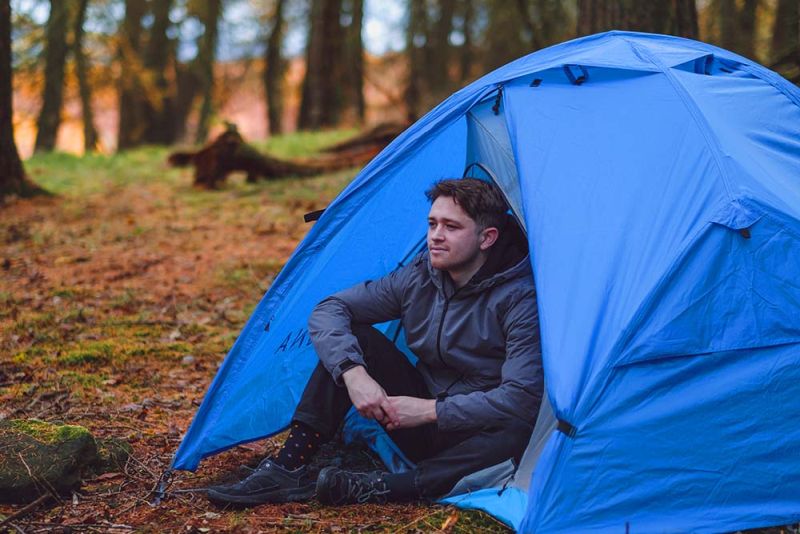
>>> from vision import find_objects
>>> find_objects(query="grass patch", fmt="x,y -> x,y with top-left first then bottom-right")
418,507 -> 511,533
216,258 -> 285,289
60,341 -> 115,366
23,130 -> 358,199
257,129 -> 358,158
25,148 -> 186,196
110,290 -> 139,310
51,287 -> 79,299
60,370 -> 107,389
14,312 -> 57,332
12,345 -> 46,364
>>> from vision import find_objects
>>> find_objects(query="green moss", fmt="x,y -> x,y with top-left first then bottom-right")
60,371 -> 106,389
7,419 -> 92,445
63,307 -> 93,323
51,287 -> 77,299
110,290 -> 137,309
60,341 -> 114,366
216,258 -> 285,290
149,342 -> 193,360
14,312 -> 56,332
180,323 -> 207,337
12,345 -> 47,364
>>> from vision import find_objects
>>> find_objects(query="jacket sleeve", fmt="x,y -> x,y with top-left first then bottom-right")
308,263 -> 412,385
435,288 -> 543,433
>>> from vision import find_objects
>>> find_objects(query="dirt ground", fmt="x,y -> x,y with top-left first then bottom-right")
0,138 -> 509,533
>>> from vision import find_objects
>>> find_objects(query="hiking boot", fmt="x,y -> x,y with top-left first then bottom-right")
315,466 -> 391,505
206,459 -> 315,506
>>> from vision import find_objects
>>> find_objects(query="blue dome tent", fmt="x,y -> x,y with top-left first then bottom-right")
171,31 -> 800,532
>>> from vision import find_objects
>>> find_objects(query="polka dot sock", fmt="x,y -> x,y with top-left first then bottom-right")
274,421 -> 323,470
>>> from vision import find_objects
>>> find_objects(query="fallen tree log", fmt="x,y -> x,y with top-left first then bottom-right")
168,123 -> 405,189
320,121 -> 408,155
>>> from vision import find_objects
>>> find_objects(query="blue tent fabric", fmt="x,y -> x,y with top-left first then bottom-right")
173,31 -> 800,532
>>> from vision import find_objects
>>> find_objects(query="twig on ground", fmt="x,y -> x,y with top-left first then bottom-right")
0,493 -> 51,529
25,521 -> 135,531
395,508 -> 447,533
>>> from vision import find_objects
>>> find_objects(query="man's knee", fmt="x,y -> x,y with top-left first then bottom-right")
350,323 -> 387,346
349,324 -> 397,365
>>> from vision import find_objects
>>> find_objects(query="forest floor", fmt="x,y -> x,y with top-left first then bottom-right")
0,130 -> 509,533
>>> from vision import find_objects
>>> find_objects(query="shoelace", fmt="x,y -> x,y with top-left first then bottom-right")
345,473 -> 390,504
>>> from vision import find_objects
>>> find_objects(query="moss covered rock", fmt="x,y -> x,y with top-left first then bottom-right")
0,419 -> 98,503
94,437 -> 132,473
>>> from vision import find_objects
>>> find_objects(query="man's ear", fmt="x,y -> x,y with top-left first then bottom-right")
479,227 -> 499,250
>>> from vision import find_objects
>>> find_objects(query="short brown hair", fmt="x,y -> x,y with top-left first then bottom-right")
425,178 -> 508,230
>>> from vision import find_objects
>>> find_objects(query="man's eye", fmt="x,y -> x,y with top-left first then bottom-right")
446,225 -> 458,230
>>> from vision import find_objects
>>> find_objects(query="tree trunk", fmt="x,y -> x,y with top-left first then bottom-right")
485,0 -> 528,70
771,0 -> 799,66
344,0 -> 365,122
577,0 -> 696,37
671,0 -> 698,39
264,0 -> 287,135
117,0 -> 146,150
458,0 -> 474,82
404,0 -> 427,121
426,0 -> 457,96
74,0 -> 98,152
143,0 -> 175,145
34,0 -> 70,153
1,0 -> 43,199
627,1 -> 670,32
195,0 -> 222,144
172,65 -> 199,142
577,0 -> 620,36
719,0 -> 737,51
298,0 -> 345,130
516,0 -> 573,52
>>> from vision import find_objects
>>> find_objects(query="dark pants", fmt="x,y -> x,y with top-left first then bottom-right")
293,325 -> 532,498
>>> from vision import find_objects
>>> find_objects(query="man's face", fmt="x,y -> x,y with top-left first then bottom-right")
427,196 -> 485,273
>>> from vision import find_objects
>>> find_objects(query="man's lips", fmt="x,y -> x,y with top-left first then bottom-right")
429,247 -> 448,253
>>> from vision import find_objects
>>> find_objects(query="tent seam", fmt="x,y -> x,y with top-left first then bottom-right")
467,110 -> 517,162
620,37 -> 735,203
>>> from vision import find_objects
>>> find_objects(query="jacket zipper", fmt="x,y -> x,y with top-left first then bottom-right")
436,285 -> 461,368
436,295 -> 450,368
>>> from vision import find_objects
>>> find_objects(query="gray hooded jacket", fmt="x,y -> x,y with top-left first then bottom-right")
308,223 -> 543,433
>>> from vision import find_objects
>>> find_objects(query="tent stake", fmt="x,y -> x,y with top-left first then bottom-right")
151,468 -> 174,506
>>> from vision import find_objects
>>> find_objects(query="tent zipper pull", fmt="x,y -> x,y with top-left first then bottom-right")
492,86 -> 503,115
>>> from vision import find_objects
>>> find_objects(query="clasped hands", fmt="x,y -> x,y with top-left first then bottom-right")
342,365 -> 436,431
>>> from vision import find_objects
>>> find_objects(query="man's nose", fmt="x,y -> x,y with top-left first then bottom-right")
430,225 -> 444,240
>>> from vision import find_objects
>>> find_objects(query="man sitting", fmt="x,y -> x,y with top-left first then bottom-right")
207,178 -> 543,505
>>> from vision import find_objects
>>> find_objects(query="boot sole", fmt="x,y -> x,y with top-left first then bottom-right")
207,484 -> 315,506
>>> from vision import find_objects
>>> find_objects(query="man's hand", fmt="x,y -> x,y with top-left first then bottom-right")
384,396 -> 437,431
342,365 -> 397,425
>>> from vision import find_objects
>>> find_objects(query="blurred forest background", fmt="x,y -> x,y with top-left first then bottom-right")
3,0 -> 800,188
1,1 -> 800,530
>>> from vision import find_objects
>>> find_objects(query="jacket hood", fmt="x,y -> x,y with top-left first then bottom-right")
426,214 -> 532,295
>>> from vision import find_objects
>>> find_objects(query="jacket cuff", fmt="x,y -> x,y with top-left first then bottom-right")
434,398 -> 456,432
330,357 -> 366,386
